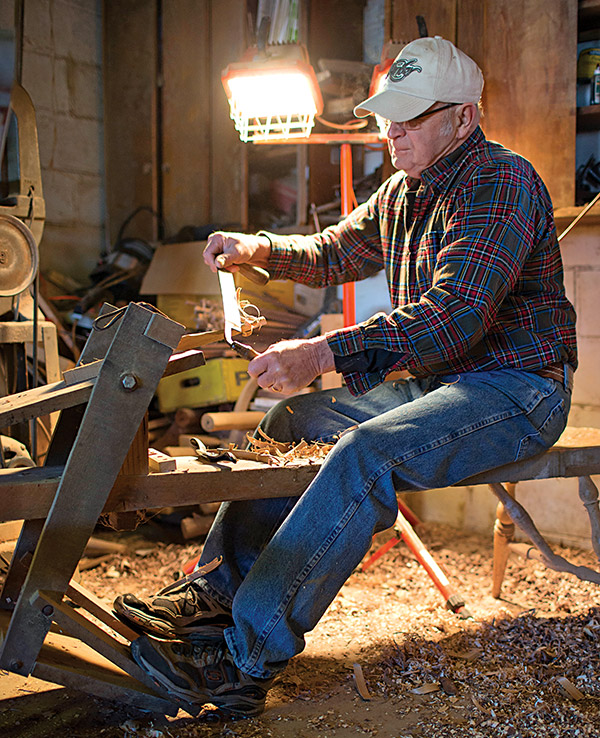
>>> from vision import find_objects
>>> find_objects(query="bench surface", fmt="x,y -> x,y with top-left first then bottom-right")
1,427 -> 599,524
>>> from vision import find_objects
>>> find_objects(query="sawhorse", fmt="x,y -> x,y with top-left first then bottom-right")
0,302 -> 189,714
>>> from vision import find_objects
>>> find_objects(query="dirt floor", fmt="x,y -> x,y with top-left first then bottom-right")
1,518 -> 600,738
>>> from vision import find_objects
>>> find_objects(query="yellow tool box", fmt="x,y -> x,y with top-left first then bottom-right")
157,357 -> 250,412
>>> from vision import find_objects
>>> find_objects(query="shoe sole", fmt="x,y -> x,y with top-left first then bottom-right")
130,639 -> 266,718
113,604 -> 231,640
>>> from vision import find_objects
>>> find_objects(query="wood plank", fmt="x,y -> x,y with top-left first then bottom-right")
162,0 -> 211,232
119,415 -> 149,477
63,360 -> 102,386
103,1 -> 158,244
0,378 -> 95,428
4,434 -> 600,524
66,580 -> 140,642
0,610 -> 177,715
475,0 -> 576,209
163,348 -> 206,377
210,0 -> 247,227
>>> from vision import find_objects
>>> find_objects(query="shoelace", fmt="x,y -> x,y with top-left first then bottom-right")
157,556 -> 223,597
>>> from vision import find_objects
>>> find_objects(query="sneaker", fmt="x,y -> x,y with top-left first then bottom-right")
131,634 -> 273,717
113,557 -> 233,639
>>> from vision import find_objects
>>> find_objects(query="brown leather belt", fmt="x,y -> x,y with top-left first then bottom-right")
533,363 -> 574,391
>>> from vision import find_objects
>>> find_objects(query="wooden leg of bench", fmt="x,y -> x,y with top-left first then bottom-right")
489,481 -> 600,586
491,482 -> 516,598
578,475 -> 600,564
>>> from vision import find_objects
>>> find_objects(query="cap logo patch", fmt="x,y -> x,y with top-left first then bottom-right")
387,57 -> 422,83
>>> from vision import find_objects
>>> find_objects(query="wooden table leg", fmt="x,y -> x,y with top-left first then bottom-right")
491,481 -> 516,598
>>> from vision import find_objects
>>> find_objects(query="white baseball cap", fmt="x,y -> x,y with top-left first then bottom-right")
354,36 -> 484,121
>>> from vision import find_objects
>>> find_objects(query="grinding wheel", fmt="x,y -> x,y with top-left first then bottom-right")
0,212 -> 39,296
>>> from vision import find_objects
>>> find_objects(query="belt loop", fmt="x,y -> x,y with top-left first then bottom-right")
563,364 -> 573,392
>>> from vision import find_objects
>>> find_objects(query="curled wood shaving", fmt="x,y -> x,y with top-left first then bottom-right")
352,663 -> 372,700
557,676 -> 586,701
238,291 -> 266,336
244,429 -> 334,466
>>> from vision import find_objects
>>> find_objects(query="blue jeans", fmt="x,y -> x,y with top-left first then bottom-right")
196,369 -> 571,678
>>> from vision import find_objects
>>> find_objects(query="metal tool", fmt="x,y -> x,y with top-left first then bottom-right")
217,267 -> 262,360
189,436 -> 236,463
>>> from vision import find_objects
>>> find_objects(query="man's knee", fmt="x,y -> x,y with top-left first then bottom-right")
257,392 -> 329,444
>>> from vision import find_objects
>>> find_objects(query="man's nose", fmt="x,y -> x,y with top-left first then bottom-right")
387,121 -> 406,138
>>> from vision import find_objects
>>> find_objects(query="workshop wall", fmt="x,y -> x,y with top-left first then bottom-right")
4,0 -> 105,285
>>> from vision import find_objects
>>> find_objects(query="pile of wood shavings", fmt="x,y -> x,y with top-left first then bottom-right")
245,428 -> 334,466
358,608 -> 600,737
339,523 -> 600,738
36,522 -> 600,737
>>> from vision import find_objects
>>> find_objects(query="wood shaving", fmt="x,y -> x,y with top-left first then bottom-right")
6,518 -> 600,737
237,290 -> 267,336
557,676 -> 586,701
352,663 -> 372,700
412,682 -> 440,694
244,429 -> 334,466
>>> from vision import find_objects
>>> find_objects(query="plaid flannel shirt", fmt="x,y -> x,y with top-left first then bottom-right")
262,126 -> 577,396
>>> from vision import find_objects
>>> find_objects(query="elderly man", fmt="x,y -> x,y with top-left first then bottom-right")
116,37 -> 577,717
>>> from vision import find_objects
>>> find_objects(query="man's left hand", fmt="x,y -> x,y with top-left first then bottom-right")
248,336 -> 336,394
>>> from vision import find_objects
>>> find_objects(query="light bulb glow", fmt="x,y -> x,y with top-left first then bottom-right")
227,72 -> 318,118
222,52 -> 323,142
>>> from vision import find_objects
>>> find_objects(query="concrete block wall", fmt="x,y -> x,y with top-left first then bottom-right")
8,0 -> 106,284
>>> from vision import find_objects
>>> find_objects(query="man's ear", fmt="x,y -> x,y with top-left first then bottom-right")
456,103 -> 479,136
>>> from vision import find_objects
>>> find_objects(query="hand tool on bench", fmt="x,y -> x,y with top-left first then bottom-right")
217,261 -> 268,360
190,436 -> 236,463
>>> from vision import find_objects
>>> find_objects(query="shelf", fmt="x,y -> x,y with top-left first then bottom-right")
554,204 -> 600,234
579,1 -> 600,41
580,0 -> 600,23
577,104 -> 600,131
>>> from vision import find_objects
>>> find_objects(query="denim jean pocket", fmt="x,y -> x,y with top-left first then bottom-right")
473,369 -> 558,414
515,395 -> 568,460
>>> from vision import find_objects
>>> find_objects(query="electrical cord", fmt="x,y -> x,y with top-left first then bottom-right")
316,115 -> 368,131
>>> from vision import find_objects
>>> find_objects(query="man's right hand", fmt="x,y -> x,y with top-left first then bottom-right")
204,231 -> 271,273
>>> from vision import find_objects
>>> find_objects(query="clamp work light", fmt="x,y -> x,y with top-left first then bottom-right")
221,43 -> 323,142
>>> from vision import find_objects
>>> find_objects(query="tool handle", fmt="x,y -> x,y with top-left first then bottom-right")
238,263 -> 270,286
230,340 -> 260,360
215,254 -> 270,286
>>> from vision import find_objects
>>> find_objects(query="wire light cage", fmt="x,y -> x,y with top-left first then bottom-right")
222,44 -> 323,143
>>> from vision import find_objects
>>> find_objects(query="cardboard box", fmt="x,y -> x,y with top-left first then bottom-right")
140,241 -> 221,329
235,274 -> 325,318
141,240 -> 326,329
156,357 -> 251,412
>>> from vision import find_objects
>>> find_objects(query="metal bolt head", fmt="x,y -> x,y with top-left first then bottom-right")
42,604 -> 54,617
10,659 -> 23,670
121,373 -> 139,391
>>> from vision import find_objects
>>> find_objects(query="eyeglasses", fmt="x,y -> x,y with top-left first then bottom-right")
378,102 -> 460,132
